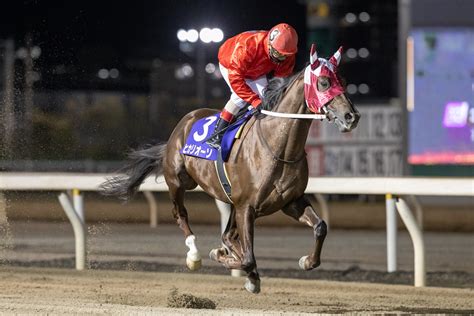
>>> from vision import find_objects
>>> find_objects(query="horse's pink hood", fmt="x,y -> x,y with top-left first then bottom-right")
304,45 -> 345,114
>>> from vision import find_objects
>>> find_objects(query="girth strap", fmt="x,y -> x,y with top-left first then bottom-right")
214,149 -> 233,203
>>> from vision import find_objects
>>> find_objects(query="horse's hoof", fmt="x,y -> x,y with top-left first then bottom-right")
299,255 -> 309,270
186,257 -> 202,271
244,277 -> 261,294
209,247 -> 229,262
299,255 -> 320,270
186,250 -> 202,271
209,248 -> 222,262
209,249 -> 218,261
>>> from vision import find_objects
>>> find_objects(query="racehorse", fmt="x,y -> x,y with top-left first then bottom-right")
101,44 -> 360,294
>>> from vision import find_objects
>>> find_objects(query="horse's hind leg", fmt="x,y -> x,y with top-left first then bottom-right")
168,180 -> 202,270
209,205 -> 245,269
209,205 -> 260,293
216,205 -> 243,259
282,195 -> 327,270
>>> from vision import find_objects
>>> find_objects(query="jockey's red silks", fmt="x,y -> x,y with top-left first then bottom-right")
220,109 -> 234,122
218,30 -> 296,108
304,47 -> 344,114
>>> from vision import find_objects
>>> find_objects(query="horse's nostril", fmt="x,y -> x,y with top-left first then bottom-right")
344,113 -> 353,122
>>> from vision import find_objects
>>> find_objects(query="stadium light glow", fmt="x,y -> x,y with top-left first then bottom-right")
98,68 -> 109,79
347,84 -> 357,94
358,47 -> 370,58
346,48 -> 357,58
199,28 -> 213,43
177,28 -> 223,43
177,29 -> 187,42
187,29 -> 199,43
109,68 -> 119,79
211,28 -> 224,42
345,12 -> 356,23
358,83 -> 370,94
359,12 -> 371,22
205,63 -> 216,73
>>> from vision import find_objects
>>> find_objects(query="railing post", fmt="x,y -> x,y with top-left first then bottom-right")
395,197 -> 426,287
407,195 -> 423,230
385,193 -> 397,272
144,191 -> 158,228
72,189 -> 84,222
215,199 -> 245,277
58,191 -> 86,270
314,193 -> 330,229
215,199 -> 231,235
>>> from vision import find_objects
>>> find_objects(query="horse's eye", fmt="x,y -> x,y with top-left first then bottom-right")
317,77 -> 331,92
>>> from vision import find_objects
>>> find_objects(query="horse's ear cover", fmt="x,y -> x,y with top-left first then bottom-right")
310,43 -> 320,69
329,46 -> 343,67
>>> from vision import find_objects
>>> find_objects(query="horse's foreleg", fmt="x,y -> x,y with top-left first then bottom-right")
282,195 -> 327,270
169,184 -> 201,270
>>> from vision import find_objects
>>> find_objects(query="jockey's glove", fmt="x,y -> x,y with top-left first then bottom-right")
248,104 -> 262,115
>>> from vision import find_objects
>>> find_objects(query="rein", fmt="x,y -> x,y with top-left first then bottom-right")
260,109 -> 326,120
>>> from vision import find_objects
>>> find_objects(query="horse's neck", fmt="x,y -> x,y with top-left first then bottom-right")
261,78 -> 312,160
275,77 -> 307,115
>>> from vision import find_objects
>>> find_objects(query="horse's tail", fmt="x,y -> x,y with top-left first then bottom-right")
100,143 -> 167,200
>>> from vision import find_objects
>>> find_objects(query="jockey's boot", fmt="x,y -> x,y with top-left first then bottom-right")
206,118 -> 230,149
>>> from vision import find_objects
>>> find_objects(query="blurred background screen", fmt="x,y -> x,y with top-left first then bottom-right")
408,28 -> 474,166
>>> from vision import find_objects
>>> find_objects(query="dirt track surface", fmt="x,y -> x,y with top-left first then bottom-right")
1,222 -> 474,286
1,267 -> 473,315
1,222 -> 474,314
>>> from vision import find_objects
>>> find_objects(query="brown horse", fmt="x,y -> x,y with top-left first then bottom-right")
101,44 -> 360,294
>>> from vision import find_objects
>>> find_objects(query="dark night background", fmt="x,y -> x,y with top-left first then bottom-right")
0,0 -> 397,94
1,1 -> 309,91
0,0 -> 398,168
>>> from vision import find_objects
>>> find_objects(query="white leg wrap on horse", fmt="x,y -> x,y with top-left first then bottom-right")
185,235 -> 202,270
299,255 -> 309,270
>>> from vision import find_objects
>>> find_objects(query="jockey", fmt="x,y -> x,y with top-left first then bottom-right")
206,23 -> 298,149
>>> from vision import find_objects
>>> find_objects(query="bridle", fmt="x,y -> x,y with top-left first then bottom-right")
259,60 -> 342,121
254,45 -> 348,164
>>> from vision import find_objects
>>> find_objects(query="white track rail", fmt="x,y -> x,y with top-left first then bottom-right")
1,173 -> 472,286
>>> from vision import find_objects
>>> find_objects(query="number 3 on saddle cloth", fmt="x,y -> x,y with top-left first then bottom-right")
180,111 -> 252,162
180,111 -> 253,202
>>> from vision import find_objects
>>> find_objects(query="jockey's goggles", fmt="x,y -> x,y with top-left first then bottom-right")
269,45 -> 289,62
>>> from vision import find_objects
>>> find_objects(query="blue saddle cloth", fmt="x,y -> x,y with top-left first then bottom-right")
180,111 -> 252,162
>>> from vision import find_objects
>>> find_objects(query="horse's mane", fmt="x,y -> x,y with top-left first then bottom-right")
261,68 -> 305,111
